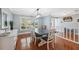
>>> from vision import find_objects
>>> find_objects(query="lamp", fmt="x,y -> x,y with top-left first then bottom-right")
35,8 -> 41,18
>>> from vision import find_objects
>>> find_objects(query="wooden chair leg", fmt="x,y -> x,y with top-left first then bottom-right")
47,41 -> 49,50
34,37 -> 36,45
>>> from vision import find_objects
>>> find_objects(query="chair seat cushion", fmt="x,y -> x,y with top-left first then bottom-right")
42,35 -> 48,41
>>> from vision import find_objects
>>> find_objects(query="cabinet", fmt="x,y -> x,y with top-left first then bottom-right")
0,37 -> 16,50
0,30 -> 18,50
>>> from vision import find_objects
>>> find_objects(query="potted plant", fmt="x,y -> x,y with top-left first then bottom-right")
10,21 -> 13,30
4,20 -> 7,27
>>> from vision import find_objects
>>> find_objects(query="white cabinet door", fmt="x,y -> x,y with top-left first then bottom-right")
0,37 -> 17,50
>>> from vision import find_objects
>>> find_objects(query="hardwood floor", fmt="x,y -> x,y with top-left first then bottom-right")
15,33 -> 54,50
55,36 -> 79,50
15,32 -> 79,50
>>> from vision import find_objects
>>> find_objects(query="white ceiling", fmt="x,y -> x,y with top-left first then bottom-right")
9,8 -> 79,17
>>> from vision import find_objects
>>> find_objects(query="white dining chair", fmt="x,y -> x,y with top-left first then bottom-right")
47,30 -> 55,50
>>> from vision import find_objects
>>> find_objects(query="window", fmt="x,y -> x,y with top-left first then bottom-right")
20,17 -> 33,31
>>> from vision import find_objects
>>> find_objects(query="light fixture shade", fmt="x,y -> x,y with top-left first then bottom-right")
36,14 -> 41,18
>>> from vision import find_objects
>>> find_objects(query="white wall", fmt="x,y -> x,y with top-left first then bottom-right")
62,14 -> 79,35
62,14 -> 79,29
13,14 -> 20,30
55,18 -> 62,32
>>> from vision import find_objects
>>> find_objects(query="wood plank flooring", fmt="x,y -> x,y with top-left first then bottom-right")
15,33 -> 54,50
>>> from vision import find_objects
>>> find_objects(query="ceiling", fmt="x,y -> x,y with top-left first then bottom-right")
9,8 -> 79,17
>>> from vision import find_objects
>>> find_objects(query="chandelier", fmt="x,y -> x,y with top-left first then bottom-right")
35,8 -> 41,18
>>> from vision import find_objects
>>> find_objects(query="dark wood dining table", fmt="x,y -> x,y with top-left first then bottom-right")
35,32 -> 48,41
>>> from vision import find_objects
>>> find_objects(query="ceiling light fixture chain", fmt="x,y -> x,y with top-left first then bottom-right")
36,8 -> 40,15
